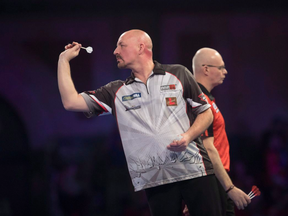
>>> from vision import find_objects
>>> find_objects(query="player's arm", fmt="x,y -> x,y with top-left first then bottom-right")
184,108 -> 213,142
202,137 -> 251,210
167,108 -> 213,151
57,42 -> 89,112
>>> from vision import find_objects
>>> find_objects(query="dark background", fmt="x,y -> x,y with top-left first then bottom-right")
1,1 -> 288,215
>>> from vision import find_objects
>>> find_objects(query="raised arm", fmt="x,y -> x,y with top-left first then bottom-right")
57,42 -> 89,112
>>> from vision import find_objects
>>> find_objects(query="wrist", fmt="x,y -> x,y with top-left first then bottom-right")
225,185 -> 235,193
58,55 -> 67,62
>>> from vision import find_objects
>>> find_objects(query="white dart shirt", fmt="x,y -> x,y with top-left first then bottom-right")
81,61 -> 214,191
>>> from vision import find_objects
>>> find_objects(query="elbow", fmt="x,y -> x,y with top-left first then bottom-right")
205,146 -> 214,155
62,101 -> 76,111
61,95 -> 88,112
63,104 -> 73,111
206,147 -> 219,163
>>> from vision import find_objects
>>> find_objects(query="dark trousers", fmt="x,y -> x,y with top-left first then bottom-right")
145,174 -> 221,216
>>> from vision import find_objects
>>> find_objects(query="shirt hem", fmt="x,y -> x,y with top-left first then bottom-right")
134,169 -> 214,192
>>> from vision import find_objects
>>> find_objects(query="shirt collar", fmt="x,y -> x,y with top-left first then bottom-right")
125,60 -> 165,85
197,83 -> 215,101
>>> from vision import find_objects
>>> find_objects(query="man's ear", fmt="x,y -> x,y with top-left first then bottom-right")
203,65 -> 209,75
139,43 -> 145,54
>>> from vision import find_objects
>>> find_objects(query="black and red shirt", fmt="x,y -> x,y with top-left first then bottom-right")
198,83 -> 230,171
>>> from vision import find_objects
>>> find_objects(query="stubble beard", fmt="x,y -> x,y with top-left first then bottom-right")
116,55 -> 126,69
117,60 -> 128,69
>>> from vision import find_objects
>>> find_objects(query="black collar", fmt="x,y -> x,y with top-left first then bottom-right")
197,83 -> 215,101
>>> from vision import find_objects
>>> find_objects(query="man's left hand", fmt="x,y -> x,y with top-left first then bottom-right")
167,134 -> 189,152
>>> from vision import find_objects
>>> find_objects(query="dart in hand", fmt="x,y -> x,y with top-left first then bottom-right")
81,46 -> 93,53
248,185 -> 261,199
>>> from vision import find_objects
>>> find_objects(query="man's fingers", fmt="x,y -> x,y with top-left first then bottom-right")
183,205 -> 190,216
236,203 -> 244,210
236,199 -> 249,210
170,140 -> 185,147
167,138 -> 187,152
167,146 -> 186,152
64,42 -> 81,50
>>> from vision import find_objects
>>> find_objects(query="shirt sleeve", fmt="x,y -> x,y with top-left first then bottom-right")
80,93 -> 108,118
201,94 -> 214,138
183,67 -> 211,115
80,80 -> 123,118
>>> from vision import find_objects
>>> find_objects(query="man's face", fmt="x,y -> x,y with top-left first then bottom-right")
113,33 -> 139,69
208,56 -> 228,87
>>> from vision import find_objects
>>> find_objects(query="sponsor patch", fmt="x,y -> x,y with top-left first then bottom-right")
160,84 -> 176,91
198,93 -> 207,102
212,102 -> 219,113
166,97 -> 177,106
125,105 -> 141,111
122,93 -> 141,101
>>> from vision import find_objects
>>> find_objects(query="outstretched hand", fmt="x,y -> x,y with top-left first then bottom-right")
59,42 -> 82,62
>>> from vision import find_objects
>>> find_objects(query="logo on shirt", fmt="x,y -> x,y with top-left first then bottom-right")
160,84 -> 176,91
212,102 -> 219,113
125,105 -> 141,111
166,97 -> 177,106
122,93 -> 141,101
198,93 -> 207,102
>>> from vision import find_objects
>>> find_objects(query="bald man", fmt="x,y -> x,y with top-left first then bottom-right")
184,48 -> 251,215
58,30 -> 221,216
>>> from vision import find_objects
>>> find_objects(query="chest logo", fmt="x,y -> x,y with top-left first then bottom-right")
122,93 -> 141,101
166,97 -> 177,106
161,84 -> 176,91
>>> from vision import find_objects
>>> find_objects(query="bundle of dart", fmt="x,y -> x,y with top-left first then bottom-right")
248,185 -> 261,199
